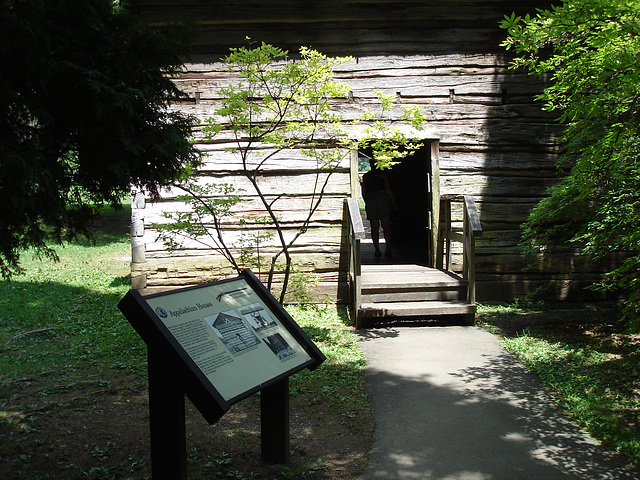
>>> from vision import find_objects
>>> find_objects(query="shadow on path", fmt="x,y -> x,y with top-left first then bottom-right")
356,326 -> 637,480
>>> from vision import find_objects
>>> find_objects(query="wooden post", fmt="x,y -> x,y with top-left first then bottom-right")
463,196 -> 482,306
353,236 -> 363,328
345,198 -> 365,328
463,200 -> 468,282
438,198 -> 452,270
148,346 -> 187,480
430,141 -> 441,268
260,378 -> 290,463
350,150 -> 360,198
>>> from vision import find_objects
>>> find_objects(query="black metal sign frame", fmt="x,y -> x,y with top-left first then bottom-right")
118,269 -> 325,425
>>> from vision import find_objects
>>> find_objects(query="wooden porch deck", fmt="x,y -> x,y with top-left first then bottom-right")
357,240 -> 475,325
346,196 -> 482,328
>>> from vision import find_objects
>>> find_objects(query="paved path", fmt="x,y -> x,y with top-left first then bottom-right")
356,326 -> 638,480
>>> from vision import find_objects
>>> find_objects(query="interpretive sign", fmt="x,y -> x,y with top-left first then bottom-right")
118,270 -> 325,477
118,269 -> 325,422
145,277 -> 318,403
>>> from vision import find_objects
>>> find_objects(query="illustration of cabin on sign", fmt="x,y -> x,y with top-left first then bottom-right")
207,312 -> 261,354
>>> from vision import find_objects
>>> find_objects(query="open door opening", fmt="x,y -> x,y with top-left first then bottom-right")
357,142 -> 437,266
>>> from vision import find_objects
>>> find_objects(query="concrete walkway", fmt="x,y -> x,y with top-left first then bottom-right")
356,326 -> 638,480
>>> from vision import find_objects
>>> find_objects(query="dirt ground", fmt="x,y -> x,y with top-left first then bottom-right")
0,370 -> 371,479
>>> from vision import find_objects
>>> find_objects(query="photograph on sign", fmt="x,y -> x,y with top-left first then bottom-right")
144,277 -> 313,402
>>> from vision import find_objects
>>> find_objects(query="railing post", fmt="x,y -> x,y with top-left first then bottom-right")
463,196 -> 482,305
467,230 -> 476,305
353,237 -> 362,327
345,198 -> 365,328
437,195 -> 482,304
437,198 -> 451,270
462,203 -> 472,303
463,203 -> 468,282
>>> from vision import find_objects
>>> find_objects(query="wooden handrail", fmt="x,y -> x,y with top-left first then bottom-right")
345,198 -> 365,327
463,196 -> 482,304
346,197 -> 366,241
437,195 -> 483,304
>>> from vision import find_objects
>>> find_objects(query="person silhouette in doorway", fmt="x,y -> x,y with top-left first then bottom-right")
362,159 -> 397,258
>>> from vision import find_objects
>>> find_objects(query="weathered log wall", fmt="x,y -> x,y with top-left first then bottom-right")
132,145 -> 352,299
129,0 -> 604,302
129,0 -> 550,56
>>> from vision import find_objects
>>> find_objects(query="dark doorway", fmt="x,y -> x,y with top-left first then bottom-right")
358,143 -> 433,266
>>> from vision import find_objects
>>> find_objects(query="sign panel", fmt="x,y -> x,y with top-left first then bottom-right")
118,269 -> 325,422
145,277 -> 313,402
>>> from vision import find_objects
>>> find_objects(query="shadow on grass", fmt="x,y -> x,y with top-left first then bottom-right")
0,276 -> 143,375
70,201 -> 132,247
479,303 -> 640,467
110,274 -> 132,287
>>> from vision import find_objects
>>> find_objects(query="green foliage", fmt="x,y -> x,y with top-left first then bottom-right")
155,182 -> 244,270
0,225 -> 143,380
161,43 -> 426,301
280,269 -> 321,305
501,0 -> 640,327
356,91 -> 425,168
0,0 -> 200,279
287,305 -> 370,433
505,333 -> 640,463
237,217 -> 275,277
202,43 -> 354,163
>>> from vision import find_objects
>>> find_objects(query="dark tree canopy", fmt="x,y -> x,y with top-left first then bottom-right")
0,0 -> 199,277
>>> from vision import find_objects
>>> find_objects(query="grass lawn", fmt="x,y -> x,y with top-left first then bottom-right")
4,205 -> 640,478
0,209 -> 372,480
478,303 -> 640,469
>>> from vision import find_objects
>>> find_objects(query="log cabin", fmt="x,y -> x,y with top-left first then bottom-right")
127,1 -> 605,319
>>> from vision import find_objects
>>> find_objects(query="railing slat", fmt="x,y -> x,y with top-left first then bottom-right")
464,196 -> 483,236
345,198 -> 364,327
346,198 -> 366,240
438,195 -> 482,306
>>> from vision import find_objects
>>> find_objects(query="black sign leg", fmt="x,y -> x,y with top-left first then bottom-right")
260,377 -> 290,463
148,346 -> 187,480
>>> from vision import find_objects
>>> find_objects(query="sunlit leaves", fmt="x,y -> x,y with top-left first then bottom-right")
502,0 -> 640,327
165,43 -> 427,301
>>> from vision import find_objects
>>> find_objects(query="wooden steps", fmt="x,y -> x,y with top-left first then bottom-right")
357,264 -> 476,326
359,300 -> 475,317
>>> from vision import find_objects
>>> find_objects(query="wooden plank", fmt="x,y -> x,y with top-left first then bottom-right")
359,300 -> 475,317
447,200 -> 539,225
182,54 -> 520,74
440,175 -> 558,197
361,275 -> 463,287
430,140 -> 441,267
346,198 -> 366,240
439,151 -> 558,172
193,145 -> 352,172
361,266 -> 466,289
174,72 -> 544,99
361,290 -> 462,303
144,196 -> 346,223
476,252 -> 627,274
464,196 -> 482,235
154,171 -> 351,197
